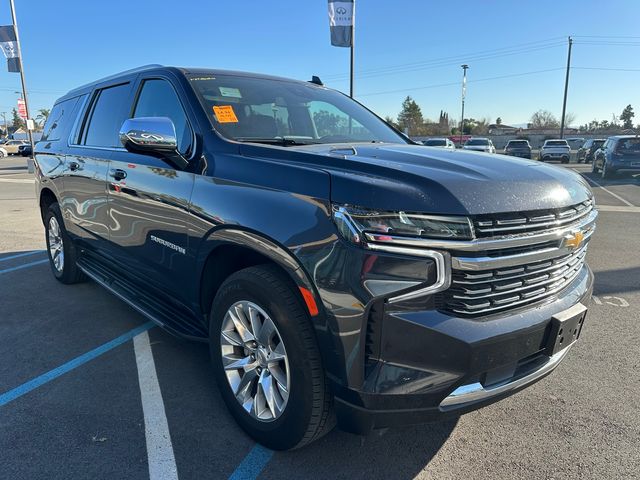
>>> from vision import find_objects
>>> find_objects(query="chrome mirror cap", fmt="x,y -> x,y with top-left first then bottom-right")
119,117 -> 178,152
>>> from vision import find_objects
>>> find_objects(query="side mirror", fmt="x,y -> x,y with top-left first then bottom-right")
119,117 -> 188,169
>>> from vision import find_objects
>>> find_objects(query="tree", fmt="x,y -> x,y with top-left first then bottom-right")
495,117 -> 502,125
313,110 -> 345,137
11,107 -> 24,132
564,112 -> 576,127
530,110 -> 559,128
36,108 -> 50,127
383,115 -> 400,130
620,104 -> 635,129
397,96 -> 424,135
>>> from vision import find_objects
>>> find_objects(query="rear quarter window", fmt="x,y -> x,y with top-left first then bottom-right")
40,96 -> 81,142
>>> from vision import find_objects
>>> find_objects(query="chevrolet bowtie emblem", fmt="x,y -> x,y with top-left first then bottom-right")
564,231 -> 585,249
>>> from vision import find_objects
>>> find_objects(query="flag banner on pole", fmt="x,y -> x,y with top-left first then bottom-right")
0,25 -> 20,72
17,98 -> 26,118
328,0 -> 354,47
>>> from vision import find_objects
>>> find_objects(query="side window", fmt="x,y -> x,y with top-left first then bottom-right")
83,83 -> 131,148
133,79 -> 192,155
40,97 -> 80,142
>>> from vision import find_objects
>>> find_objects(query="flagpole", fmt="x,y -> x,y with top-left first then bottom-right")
8,0 -> 34,162
349,0 -> 355,98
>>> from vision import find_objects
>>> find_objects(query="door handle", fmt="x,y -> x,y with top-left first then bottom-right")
109,169 -> 127,181
68,161 -> 80,171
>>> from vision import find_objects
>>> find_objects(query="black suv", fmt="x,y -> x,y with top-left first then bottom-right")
504,139 -> 532,159
35,65 -> 596,450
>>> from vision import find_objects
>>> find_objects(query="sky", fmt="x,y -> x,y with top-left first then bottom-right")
2,0 -> 639,128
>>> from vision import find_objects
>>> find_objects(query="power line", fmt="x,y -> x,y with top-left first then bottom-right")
358,67 -> 565,97
323,37 -> 566,81
573,66 -> 640,72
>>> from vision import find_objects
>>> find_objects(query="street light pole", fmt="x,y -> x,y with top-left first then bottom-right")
559,36 -> 573,139
9,0 -> 35,162
460,64 -> 469,145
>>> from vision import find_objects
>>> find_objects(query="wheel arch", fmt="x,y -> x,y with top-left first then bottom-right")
197,228 -> 322,322
39,187 -> 58,224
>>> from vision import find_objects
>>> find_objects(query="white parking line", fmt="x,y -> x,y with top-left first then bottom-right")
0,178 -> 34,184
584,176 -> 634,207
134,331 -> 179,480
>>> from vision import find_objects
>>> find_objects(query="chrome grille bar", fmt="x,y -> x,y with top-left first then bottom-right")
473,200 -> 593,236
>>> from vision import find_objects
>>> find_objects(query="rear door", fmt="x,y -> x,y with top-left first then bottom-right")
62,82 -> 133,250
106,75 -> 197,299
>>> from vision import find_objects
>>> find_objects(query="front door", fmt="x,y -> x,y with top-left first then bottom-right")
107,77 -> 197,300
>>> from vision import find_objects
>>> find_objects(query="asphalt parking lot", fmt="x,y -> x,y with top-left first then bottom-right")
1,154 -> 639,480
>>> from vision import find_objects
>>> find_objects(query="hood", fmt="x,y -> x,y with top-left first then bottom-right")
240,143 -> 593,216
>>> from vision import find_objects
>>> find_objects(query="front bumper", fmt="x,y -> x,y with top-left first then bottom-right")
333,265 -> 593,434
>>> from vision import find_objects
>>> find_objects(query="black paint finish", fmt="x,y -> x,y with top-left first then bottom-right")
33,65 -> 594,434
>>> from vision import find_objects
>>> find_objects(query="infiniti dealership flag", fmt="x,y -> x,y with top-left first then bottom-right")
328,0 -> 354,47
0,25 -> 20,72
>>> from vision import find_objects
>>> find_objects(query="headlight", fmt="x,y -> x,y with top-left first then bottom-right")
332,204 -> 473,244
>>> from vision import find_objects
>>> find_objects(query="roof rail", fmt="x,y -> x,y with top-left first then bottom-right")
65,64 -> 165,96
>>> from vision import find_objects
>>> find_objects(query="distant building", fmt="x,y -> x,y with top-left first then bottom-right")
487,123 -> 520,135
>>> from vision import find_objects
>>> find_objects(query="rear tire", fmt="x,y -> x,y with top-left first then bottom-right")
209,265 -> 334,450
44,203 -> 86,284
602,161 -> 615,179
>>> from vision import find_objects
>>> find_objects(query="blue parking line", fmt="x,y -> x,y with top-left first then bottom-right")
0,250 -> 45,262
228,444 -> 273,480
0,259 -> 49,275
0,321 -> 155,407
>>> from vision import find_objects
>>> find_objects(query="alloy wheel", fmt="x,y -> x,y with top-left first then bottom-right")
48,216 -> 64,272
220,300 -> 290,422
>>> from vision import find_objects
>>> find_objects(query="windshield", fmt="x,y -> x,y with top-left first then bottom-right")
507,141 -> 528,147
424,139 -> 446,146
591,140 -> 605,149
466,139 -> 489,146
546,140 -> 568,146
188,74 -> 407,145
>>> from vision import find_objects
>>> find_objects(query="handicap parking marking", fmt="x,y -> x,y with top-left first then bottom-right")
228,444 -> 274,480
0,258 -> 48,275
0,321 -> 155,407
134,330 -> 179,480
0,250 -> 45,262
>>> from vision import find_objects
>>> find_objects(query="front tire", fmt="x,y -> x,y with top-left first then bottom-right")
209,265 -> 334,450
44,204 -> 86,284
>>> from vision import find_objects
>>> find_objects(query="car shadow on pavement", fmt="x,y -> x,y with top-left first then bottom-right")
593,266 -> 640,296
266,418 -> 458,480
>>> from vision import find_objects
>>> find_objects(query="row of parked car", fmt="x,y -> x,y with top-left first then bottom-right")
420,136 -> 640,178
0,138 -> 31,157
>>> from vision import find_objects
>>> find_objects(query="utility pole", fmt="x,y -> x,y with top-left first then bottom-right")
460,64 -> 469,145
9,0 -> 35,162
559,36 -> 573,139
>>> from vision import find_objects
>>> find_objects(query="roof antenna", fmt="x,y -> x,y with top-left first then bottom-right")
309,75 -> 324,86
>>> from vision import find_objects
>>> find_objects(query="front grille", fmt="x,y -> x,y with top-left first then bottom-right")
473,200 -> 593,237
440,244 -> 588,316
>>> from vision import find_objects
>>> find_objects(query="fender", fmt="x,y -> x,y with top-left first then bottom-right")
196,227 -> 322,317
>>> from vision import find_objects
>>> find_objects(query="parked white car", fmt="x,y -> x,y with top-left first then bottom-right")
421,138 -> 456,149
463,138 -> 496,153
539,139 -> 571,163
0,147 -> 8,158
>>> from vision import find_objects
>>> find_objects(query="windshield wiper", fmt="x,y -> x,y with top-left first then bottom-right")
235,137 -> 321,146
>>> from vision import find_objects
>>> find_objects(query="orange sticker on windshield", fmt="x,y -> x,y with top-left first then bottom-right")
213,105 -> 238,123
